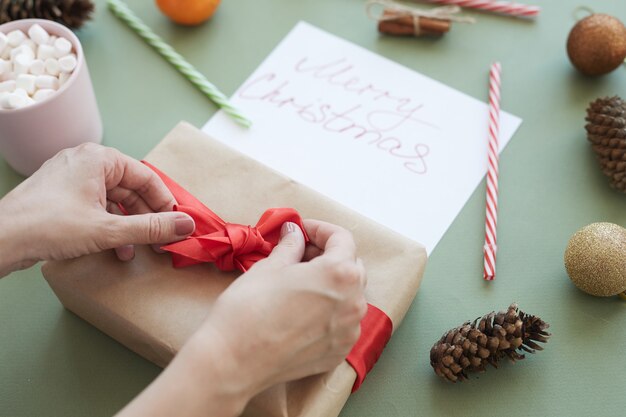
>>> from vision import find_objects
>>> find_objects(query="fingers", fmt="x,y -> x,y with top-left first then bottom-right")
356,258 -> 367,289
114,244 -> 135,261
269,220 -> 366,292
107,202 -> 137,261
104,211 -> 195,248
303,244 -> 323,262
107,186 -> 154,215
102,148 -> 177,214
106,199 -> 171,256
100,149 -> 185,256
266,222 -> 306,266
301,219 -> 366,291
304,219 -> 356,263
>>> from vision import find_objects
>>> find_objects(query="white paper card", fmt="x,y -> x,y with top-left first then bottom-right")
203,22 -> 522,254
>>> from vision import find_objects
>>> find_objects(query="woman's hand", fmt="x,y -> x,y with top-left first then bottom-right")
207,219 -> 367,392
0,143 -> 194,277
118,219 -> 367,417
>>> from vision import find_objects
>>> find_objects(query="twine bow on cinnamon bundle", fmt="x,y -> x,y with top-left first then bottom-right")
366,0 -> 475,37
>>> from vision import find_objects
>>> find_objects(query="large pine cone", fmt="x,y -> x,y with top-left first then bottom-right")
0,0 -> 94,29
585,96 -> 626,192
430,303 -> 550,383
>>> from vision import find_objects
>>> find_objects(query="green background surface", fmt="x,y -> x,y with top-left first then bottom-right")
1,0 -> 626,416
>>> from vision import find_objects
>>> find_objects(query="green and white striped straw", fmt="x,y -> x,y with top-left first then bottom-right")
107,0 -> 251,128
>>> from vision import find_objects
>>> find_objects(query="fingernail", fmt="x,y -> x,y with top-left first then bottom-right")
280,222 -> 297,238
175,214 -> 195,236
151,244 -> 166,254
116,245 -> 135,262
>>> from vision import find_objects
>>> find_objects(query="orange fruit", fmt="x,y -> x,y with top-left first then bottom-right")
155,0 -> 221,26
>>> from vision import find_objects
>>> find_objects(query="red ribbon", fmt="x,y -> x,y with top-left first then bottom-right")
143,161 -> 393,391
144,161 -> 308,272
346,304 -> 393,392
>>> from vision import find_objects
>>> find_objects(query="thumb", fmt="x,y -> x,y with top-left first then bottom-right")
106,212 -> 195,247
266,222 -> 306,266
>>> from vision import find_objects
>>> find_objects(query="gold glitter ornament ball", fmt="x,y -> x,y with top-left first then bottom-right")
567,14 -> 626,76
564,223 -> 626,296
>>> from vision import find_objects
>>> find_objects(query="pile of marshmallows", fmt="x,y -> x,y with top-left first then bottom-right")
0,24 -> 78,110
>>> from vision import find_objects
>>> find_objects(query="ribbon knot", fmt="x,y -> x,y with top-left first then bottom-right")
227,224 -> 268,256
143,161 -> 307,272
213,224 -> 273,271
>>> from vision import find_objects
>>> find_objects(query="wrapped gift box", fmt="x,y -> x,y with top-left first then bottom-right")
42,122 -> 427,417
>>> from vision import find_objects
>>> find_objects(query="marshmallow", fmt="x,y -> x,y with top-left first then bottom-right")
0,72 -> 16,82
26,95 -> 36,106
35,75 -> 59,90
28,24 -> 50,46
10,45 -> 35,61
53,37 -> 72,58
9,48 -> 20,61
0,93 -> 24,109
29,59 -> 45,76
47,35 -> 58,46
6,30 -> 26,47
33,89 -> 56,102
0,33 -> 7,54
14,87 -> 29,98
44,58 -> 60,76
1,91 -> 27,109
58,54 -> 77,73
1,46 -> 11,60
58,71 -> 71,86
0,93 -> 9,109
37,44 -> 55,61
16,74 -> 36,95
0,92 -> 15,109
0,80 -> 16,93
23,39 -> 36,54
13,54 -> 33,74
0,59 -> 10,75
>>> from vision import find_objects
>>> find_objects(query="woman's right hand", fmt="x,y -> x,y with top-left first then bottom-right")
203,219 -> 367,395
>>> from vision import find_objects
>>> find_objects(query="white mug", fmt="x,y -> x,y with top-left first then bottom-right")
0,19 -> 103,176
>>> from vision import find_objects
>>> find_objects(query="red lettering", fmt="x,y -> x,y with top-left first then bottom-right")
234,62 -> 434,175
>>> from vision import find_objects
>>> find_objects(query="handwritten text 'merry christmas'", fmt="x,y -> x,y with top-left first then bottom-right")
237,57 -> 440,174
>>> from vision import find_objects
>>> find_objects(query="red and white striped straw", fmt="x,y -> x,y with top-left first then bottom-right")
417,0 -> 540,18
483,62 -> 501,281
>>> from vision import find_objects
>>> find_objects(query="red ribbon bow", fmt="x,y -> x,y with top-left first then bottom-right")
143,161 -> 393,392
144,161 -> 308,272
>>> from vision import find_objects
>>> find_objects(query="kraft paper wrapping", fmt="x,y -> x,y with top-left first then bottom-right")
42,122 -> 427,417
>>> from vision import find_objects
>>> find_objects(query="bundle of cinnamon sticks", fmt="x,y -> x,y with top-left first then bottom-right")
367,0 -> 474,38
378,10 -> 451,36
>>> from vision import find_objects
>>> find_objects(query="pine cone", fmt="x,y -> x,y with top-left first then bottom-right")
0,0 -> 95,29
430,303 -> 550,383
585,96 -> 626,192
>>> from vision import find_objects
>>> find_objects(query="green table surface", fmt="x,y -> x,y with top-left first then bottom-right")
2,0 -> 626,416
